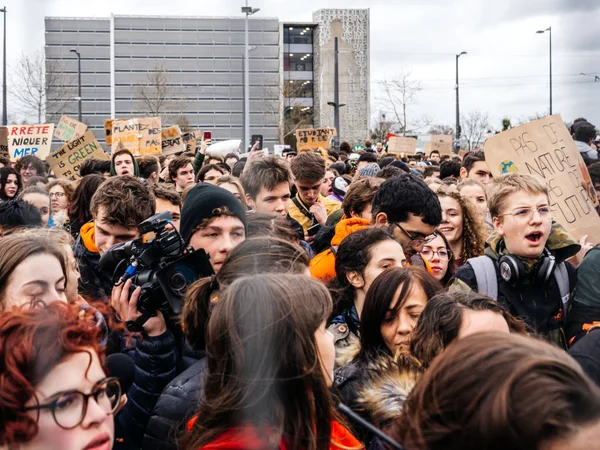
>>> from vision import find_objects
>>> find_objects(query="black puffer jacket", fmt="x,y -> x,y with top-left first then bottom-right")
142,358 -> 209,450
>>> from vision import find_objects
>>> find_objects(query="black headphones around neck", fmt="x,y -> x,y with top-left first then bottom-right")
497,242 -> 556,285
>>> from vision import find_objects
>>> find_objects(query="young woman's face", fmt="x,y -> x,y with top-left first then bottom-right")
23,192 -> 50,227
2,253 -> 67,310
380,281 -> 428,353
438,196 -> 464,245
4,173 -> 19,198
459,184 -> 488,216
23,350 -> 115,450
314,321 -> 335,387
202,169 -> 223,185
320,170 -> 335,197
420,235 -> 450,281
189,216 -> 246,273
457,309 -> 510,340
360,240 -> 406,294
217,182 -> 242,202
49,185 -> 69,213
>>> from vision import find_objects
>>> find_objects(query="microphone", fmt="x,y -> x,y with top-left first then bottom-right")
337,402 -> 405,450
105,353 -> 135,393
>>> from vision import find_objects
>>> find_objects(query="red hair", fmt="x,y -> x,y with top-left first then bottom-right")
0,302 -> 104,445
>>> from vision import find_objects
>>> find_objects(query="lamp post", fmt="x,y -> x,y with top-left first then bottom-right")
1,7 -> 6,126
536,27 -> 552,115
326,37 -> 345,150
241,1 -> 259,152
455,51 -> 467,152
70,49 -> 82,122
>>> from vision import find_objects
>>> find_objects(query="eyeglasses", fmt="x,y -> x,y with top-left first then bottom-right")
394,223 -> 436,251
499,206 -> 553,223
23,377 -> 121,430
49,192 -> 66,199
420,248 -> 451,262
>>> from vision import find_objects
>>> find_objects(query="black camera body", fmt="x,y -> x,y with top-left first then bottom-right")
99,211 -> 214,318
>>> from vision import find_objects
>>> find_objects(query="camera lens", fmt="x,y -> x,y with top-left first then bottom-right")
169,272 -> 187,293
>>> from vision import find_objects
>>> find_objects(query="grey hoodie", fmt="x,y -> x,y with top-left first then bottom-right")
575,140 -> 598,160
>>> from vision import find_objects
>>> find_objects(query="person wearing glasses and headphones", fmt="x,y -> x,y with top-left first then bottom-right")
450,173 -> 581,348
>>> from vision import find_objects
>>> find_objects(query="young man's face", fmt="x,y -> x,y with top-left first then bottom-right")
376,142 -> 384,152
114,154 -> 135,177
461,161 -> 493,185
247,182 -> 291,217
155,198 -> 181,231
93,206 -> 140,255
375,211 -> 437,256
173,163 -> 195,192
430,153 -> 440,164
320,170 -> 335,197
493,191 -> 552,259
294,179 -> 322,206
189,216 -> 246,272
20,164 -> 38,183
203,169 -> 223,185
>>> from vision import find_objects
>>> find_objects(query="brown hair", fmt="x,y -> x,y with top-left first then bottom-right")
182,274 -> 336,450
487,173 -> 549,219
168,155 -> 194,181
204,153 -> 224,164
342,177 -> 384,218
290,151 -> 326,184
0,232 -> 67,309
215,175 -> 247,209
241,156 -> 292,199
246,212 -> 300,243
152,183 -> 182,208
182,237 -> 310,350
46,179 -> 75,204
137,154 -> 160,179
196,164 -> 226,183
408,291 -> 527,369
67,174 -> 106,231
90,176 -> 155,228
394,332 -> 600,450
436,185 -> 486,263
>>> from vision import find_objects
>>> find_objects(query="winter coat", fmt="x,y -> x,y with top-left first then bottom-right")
142,358 -> 208,450
575,140 -> 598,161
569,327 -> 600,387
328,304 -> 361,368
567,247 -> 600,345
449,222 -> 580,347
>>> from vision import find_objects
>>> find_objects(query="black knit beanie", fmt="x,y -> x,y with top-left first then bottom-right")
180,183 -> 248,244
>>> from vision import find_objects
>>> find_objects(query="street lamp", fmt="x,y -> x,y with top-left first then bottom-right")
70,49 -> 82,122
241,2 -> 259,152
455,51 -> 467,152
327,37 -> 345,150
1,7 -> 6,126
536,27 -> 552,115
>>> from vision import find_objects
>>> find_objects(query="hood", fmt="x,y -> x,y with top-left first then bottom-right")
336,332 -> 361,368
331,218 -> 371,247
485,220 -> 580,264
575,140 -> 595,154
110,149 -> 140,177
80,222 -> 99,254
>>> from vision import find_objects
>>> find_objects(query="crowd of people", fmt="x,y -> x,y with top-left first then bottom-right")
1,119 -> 600,450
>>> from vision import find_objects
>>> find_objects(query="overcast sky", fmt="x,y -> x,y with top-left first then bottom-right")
4,0 -> 600,131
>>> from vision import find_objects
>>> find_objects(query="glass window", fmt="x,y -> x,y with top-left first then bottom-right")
283,53 -> 313,72
283,80 -> 313,98
283,26 -> 313,45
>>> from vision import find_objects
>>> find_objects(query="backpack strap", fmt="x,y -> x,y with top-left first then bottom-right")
554,262 -> 570,322
291,196 -> 316,224
467,256 -> 499,300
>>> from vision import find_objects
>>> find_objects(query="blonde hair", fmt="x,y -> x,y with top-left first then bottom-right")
215,175 -> 247,209
487,174 -> 548,219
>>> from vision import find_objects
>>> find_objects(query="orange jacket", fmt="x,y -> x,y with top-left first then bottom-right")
310,218 -> 371,282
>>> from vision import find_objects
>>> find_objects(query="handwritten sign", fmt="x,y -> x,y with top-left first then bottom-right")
296,128 -> 335,151
430,135 -> 454,155
484,115 -> 600,244
161,125 -> 185,156
7,124 -> 55,161
104,119 -> 114,146
46,130 -> 109,181
182,130 -> 202,152
387,136 -> 417,155
54,115 -> 87,142
111,117 -> 162,156
0,127 -> 8,159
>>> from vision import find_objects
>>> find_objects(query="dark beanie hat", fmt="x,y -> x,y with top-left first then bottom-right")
180,183 -> 248,244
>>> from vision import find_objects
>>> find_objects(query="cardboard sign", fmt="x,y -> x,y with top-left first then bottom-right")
54,115 -> 87,142
0,127 -> 8,159
430,134 -> 454,155
161,125 -> 185,156
295,128 -> 335,151
46,130 -> 109,181
104,119 -> 114,146
483,115 -> 600,244
387,136 -> 417,155
111,117 -> 162,156
7,124 -> 55,161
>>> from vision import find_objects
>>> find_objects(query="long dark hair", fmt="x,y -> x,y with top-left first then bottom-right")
0,167 -> 22,200
358,267 -> 443,363
67,174 -> 105,233
329,227 -> 397,319
430,230 -> 456,286
182,274 -> 335,450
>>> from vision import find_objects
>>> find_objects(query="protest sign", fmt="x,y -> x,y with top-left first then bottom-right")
430,135 -> 454,155
54,115 -> 87,142
0,127 -> 8,159
161,125 -> 185,156
104,119 -> 114,146
387,136 -> 417,155
484,115 -> 600,244
46,130 -> 109,181
296,128 -> 335,151
111,117 -> 162,156
6,124 -> 55,161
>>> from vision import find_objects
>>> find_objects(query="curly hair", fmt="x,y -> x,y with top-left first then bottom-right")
436,184 -> 486,263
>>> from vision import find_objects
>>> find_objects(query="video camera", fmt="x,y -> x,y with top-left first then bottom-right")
99,211 -> 213,327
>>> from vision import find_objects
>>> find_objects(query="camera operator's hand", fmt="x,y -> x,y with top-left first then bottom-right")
111,279 -> 167,337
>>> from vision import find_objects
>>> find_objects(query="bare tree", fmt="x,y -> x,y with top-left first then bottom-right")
10,51 -> 71,123
370,112 -> 394,141
461,110 -> 491,150
427,124 -> 455,135
262,81 -> 313,145
175,115 -> 192,133
378,72 -> 424,136
135,64 -> 181,118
